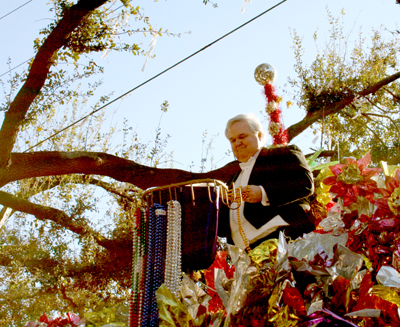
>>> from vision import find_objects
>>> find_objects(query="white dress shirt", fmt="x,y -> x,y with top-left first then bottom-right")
229,149 -> 289,248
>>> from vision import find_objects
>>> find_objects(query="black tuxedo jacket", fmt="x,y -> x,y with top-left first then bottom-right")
218,144 -> 315,244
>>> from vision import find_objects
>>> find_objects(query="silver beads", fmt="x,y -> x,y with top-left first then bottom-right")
164,200 -> 182,298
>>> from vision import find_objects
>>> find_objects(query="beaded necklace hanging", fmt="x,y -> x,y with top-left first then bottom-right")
164,200 -> 182,298
130,204 -> 167,327
141,204 -> 155,326
132,180 -> 226,326
224,185 -> 251,252
130,208 -> 147,327
150,203 -> 167,327
140,203 -> 167,327
235,186 -> 251,252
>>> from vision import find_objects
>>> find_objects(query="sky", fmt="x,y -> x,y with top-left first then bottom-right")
1,0 -> 400,174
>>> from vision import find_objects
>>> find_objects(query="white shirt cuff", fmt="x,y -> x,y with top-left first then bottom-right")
259,186 -> 270,206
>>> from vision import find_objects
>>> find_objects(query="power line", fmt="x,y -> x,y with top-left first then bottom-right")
24,0 -> 288,152
0,0 -> 213,79
0,1 -> 131,78
0,58 -> 33,78
0,0 -> 37,77
0,0 -> 34,20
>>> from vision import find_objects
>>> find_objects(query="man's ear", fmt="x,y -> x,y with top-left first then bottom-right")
257,132 -> 263,141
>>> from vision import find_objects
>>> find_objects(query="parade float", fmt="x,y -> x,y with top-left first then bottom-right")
26,65 -> 400,327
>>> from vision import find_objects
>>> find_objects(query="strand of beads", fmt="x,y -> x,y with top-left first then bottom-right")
150,203 -> 167,327
238,186 -> 251,252
236,205 -> 251,252
228,186 -> 251,252
141,205 -> 156,327
164,200 -> 182,298
130,208 -> 147,327
172,200 -> 182,294
129,208 -> 140,327
139,208 -> 148,327
130,200 -> 181,326
154,204 -> 167,290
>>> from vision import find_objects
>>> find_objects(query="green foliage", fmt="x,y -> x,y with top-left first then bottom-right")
0,1 -> 182,324
287,9 -> 400,164
0,85 -> 179,325
40,0 -> 147,59
0,120 -> 171,326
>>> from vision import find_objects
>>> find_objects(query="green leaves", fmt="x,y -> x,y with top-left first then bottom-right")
287,9 -> 400,164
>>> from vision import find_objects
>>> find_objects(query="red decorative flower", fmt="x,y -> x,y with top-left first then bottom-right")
204,251 -> 235,313
374,168 -> 400,218
323,152 -> 382,207
281,286 -> 307,316
352,272 -> 400,326
26,312 -> 84,327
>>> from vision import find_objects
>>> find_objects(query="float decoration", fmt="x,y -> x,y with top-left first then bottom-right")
254,63 -> 288,146
153,152 -> 400,327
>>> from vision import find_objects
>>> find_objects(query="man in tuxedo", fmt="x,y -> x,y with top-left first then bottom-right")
218,113 -> 315,249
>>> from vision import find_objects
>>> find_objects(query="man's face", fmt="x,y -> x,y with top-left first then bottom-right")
227,120 -> 262,162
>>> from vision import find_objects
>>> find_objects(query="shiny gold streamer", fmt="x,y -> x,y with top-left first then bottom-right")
249,239 -> 278,265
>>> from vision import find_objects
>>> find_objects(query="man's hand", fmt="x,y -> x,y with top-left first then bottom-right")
243,185 -> 262,203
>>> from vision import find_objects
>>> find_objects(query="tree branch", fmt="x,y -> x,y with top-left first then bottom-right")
60,284 -> 79,309
305,150 -> 337,158
287,71 -> 400,141
0,252 -> 61,275
0,0 -> 109,168
82,176 -> 136,201
363,124 -> 386,148
362,112 -> 400,135
363,96 -> 391,114
30,175 -> 136,202
384,87 -> 400,103
0,190 -> 114,250
0,151 -> 240,190
0,175 -> 137,229
341,110 -> 386,147
0,206 -> 14,229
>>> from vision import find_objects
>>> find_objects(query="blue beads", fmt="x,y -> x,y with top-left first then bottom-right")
139,204 -> 167,327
